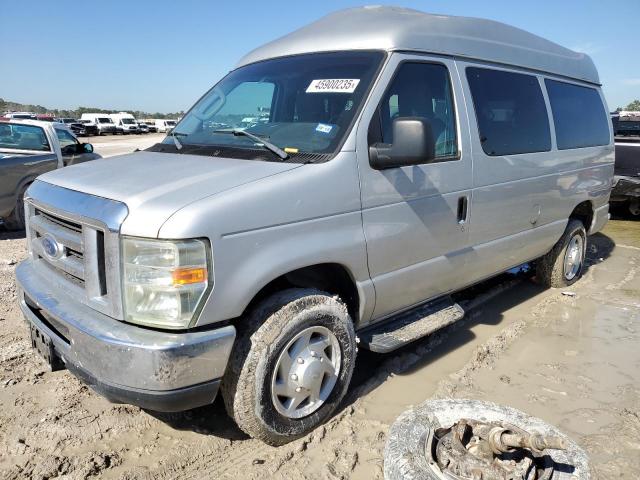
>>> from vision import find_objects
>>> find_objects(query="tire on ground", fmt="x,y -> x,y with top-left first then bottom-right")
384,399 -> 590,480
536,218 -> 587,288
221,288 -> 356,445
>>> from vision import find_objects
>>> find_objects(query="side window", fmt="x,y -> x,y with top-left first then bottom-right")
466,67 -> 551,156
55,128 -> 78,150
545,79 -> 610,149
371,62 -> 458,159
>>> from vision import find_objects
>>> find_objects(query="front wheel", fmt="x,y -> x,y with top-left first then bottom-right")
536,219 -> 587,288
4,185 -> 29,231
221,288 -> 356,445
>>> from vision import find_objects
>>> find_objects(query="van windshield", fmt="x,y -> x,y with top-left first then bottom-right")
98,118 -> 112,124
165,51 -> 384,157
121,118 -> 136,124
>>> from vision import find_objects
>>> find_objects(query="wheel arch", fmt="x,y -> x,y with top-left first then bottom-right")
241,262 -> 361,323
569,200 -> 594,232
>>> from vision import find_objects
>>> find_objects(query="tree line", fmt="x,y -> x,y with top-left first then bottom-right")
620,100 -> 640,112
0,98 -> 184,119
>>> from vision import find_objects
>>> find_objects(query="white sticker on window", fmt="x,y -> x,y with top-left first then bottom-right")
315,123 -> 334,134
306,79 -> 360,93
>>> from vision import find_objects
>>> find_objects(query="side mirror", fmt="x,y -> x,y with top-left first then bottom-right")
369,117 -> 435,170
82,143 -> 94,153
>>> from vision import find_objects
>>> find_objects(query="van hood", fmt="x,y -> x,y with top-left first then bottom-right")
37,151 -> 301,237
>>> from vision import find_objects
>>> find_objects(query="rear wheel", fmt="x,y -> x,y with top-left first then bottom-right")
629,198 -> 640,217
221,288 -> 356,445
536,219 -> 586,288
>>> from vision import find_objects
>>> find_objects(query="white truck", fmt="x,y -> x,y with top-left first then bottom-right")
80,113 -> 117,135
109,112 -> 140,135
154,119 -> 177,133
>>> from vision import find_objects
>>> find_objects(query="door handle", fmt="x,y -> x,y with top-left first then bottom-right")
457,196 -> 468,224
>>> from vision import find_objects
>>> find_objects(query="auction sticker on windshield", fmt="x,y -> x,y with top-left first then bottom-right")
306,79 -> 360,93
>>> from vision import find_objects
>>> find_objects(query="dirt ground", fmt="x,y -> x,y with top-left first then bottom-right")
0,217 -> 638,480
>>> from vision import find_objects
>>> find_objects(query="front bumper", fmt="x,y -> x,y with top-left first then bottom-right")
16,258 -> 236,412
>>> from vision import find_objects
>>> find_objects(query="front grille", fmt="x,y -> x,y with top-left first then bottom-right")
30,208 -> 87,286
26,204 -> 114,312
24,181 -> 127,320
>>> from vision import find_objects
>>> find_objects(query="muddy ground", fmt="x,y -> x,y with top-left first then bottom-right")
0,217 -> 638,479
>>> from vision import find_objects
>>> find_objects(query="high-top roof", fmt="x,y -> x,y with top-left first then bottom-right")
237,6 -> 599,84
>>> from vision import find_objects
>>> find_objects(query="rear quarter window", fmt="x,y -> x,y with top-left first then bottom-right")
545,80 -> 610,149
466,67 -> 551,156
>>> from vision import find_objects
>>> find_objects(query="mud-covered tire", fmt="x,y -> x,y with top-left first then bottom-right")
384,399 -> 590,480
220,288 -> 356,445
536,219 -> 587,288
4,185 -> 28,231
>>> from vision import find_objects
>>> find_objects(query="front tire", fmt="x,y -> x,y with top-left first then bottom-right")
221,288 -> 356,445
536,219 -> 587,288
4,185 -> 29,231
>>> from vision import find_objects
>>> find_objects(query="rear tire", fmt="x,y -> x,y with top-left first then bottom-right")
221,288 -> 356,445
536,219 -> 587,288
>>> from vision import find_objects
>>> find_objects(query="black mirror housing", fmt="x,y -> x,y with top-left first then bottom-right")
369,117 -> 436,170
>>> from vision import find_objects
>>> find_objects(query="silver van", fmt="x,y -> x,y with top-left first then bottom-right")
16,7 -> 613,445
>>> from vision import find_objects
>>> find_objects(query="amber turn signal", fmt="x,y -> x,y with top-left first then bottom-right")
172,267 -> 207,285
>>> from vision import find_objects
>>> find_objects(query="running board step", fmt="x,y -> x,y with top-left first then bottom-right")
358,297 -> 465,353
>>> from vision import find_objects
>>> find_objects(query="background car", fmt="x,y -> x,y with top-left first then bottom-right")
0,119 -> 99,230
140,121 -> 157,133
55,118 -> 98,137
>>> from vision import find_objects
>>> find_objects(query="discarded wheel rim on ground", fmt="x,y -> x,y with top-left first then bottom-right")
384,399 -> 589,480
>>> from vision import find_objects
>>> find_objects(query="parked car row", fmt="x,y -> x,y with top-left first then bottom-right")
2,111 -> 175,136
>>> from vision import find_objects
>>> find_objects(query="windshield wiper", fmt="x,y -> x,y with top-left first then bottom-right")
213,129 -> 289,161
170,130 -> 184,150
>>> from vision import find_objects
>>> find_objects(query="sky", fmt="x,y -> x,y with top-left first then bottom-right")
1,0 -> 638,113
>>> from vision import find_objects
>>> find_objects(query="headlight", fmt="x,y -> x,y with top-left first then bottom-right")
122,237 -> 211,329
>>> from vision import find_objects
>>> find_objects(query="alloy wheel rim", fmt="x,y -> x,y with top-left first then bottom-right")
563,234 -> 584,281
271,326 -> 341,419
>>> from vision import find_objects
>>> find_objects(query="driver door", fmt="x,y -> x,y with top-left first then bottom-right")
355,53 -> 473,323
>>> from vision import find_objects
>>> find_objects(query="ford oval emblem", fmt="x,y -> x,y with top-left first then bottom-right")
42,234 -> 61,259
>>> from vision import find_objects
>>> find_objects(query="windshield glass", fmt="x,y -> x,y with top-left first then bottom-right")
165,51 -> 384,156
122,118 -> 136,124
166,121 -> 176,126
98,117 -> 112,124
0,123 -> 51,151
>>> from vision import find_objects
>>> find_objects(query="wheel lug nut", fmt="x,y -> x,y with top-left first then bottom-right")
310,351 -> 317,357
295,387 -> 302,392
290,374 -> 298,381
297,357 -> 304,364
